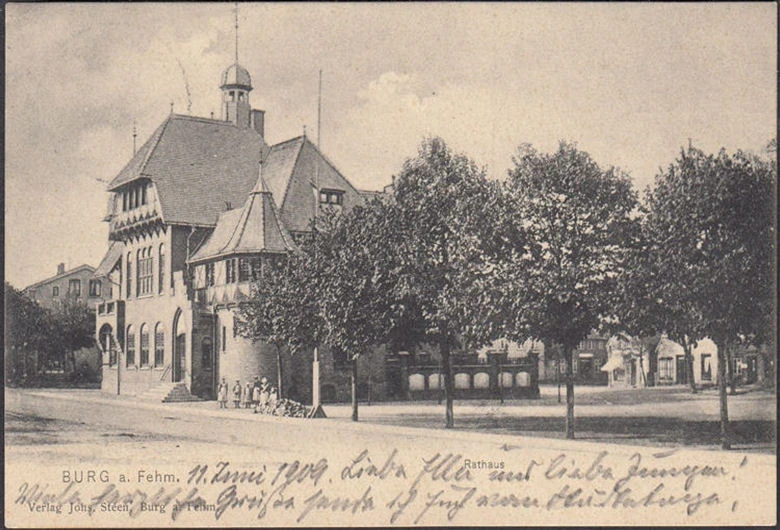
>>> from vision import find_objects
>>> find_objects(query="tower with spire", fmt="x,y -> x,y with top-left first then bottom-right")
94,4 -> 372,404
221,5 -> 253,128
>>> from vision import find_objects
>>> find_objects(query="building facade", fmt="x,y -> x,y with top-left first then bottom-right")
539,333 -> 609,385
23,263 -> 102,311
654,336 -> 719,387
94,57 -> 374,402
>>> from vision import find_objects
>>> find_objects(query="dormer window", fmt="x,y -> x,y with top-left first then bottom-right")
121,181 -> 151,212
319,189 -> 344,207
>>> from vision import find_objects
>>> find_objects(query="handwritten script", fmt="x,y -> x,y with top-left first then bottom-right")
12,448 -> 753,525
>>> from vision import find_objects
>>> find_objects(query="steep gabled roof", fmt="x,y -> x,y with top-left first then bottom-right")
279,136 -> 365,232
94,241 -> 124,278
108,114 -> 268,226
188,172 -> 295,264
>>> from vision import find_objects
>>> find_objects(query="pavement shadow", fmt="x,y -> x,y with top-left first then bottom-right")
371,414 -> 777,448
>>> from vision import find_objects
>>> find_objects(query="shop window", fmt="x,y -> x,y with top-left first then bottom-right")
658,358 -> 674,381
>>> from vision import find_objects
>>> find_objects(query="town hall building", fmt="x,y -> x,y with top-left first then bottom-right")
95,56 -> 368,402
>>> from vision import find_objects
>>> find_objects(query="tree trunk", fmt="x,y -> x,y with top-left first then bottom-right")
726,348 -> 736,395
351,357 -> 359,422
717,341 -> 730,450
684,344 -> 697,394
441,339 -> 454,429
276,349 -> 284,400
564,344 -> 575,439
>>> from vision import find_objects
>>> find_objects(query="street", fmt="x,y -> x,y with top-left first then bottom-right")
4,387 -> 776,527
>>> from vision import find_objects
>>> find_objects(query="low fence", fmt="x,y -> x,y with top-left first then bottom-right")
401,353 -> 540,400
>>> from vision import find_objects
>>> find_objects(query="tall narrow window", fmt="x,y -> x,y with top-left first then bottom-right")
222,326 -> 227,352
158,244 -> 165,294
225,259 -> 234,283
206,262 -> 215,286
89,279 -> 101,297
238,258 -> 251,282
52,286 -> 59,297
202,337 -> 213,367
137,247 -> 153,296
68,279 -> 81,297
250,257 -> 262,281
154,323 -> 165,367
126,325 -> 136,367
126,253 -> 132,299
140,324 -> 150,366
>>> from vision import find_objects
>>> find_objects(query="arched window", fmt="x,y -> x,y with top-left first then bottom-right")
158,243 -> 165,294
99,324 -> 115,366
140,323 -> 150,366
154,323 -> 165,367
126,325 -> 136,367
136,249 -> 142,296
126,252 -> 132,299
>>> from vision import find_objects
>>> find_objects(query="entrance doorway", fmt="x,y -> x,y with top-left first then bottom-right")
675,355 -> 688,385
172,309 -> 185,383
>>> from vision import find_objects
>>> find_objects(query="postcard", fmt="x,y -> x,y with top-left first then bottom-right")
5,2 -> 776,527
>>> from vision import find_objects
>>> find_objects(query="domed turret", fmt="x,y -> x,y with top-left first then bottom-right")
221,63 -> 252,90
221,62 -> 253,127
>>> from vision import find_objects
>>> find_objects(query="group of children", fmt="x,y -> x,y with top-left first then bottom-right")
217,375 -> 277,413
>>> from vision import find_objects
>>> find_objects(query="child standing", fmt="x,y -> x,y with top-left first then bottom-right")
242,382 -> 252,408
217,378 -> 228,409
232,380 -> 242,408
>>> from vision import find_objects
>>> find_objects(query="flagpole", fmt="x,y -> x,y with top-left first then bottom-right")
309,152 -> 325,418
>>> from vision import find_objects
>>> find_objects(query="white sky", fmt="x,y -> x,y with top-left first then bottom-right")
5,2 -> 777,289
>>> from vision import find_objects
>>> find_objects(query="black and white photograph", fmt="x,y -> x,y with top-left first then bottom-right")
4,2 -> 777,527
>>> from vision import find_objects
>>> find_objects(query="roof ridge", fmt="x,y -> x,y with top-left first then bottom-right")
170,113 -> 248,127
270,135 -> 305,149
279,138 -> 306,209
219,208 -> 245,256
24,264 -> 96,290
231,193 -> 257,252
303,138 -> 362,197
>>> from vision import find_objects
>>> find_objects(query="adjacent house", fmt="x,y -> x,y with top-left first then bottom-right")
23,263 -> 102,311
539,333 -> 609,385
655,336 -> 718,387
23,263 -> 102,375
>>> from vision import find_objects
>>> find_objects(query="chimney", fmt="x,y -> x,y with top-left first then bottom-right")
57,263 -> 65,275
251,109 -> 265,138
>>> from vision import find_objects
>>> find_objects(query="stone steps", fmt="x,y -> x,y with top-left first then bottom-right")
137,382 -> 203,403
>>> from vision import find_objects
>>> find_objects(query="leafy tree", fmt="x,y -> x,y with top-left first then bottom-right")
5,282 -> 53,384
643,146 -> 775,449
616,192 -> 704,392
503,142 -> 638,439
312,199 -> 404,421
387,137 -> 507,428
236,251 -> 319,400
49,297 -> 96,374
